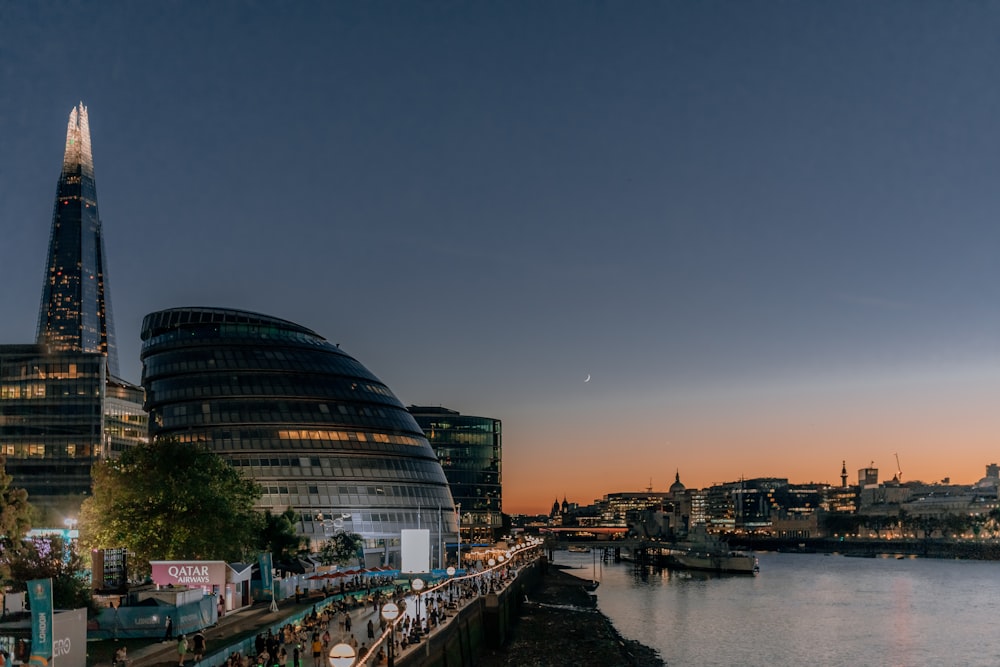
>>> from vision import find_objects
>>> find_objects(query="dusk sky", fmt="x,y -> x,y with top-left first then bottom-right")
3,2 -> 1000,513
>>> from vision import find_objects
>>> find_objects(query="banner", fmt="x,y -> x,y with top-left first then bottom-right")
28,578 -> 53,667
258,552 -> 273,599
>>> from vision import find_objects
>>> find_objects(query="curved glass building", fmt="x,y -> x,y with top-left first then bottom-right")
140,307 -> 457,567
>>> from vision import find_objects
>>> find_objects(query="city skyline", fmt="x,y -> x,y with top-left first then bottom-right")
3,3 -> 1000,514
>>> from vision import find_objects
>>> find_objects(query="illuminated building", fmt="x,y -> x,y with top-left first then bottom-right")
0,104 -> 145,524
36,103 -> 119,375
140,307 -> 458,566
407,406 -> 502,544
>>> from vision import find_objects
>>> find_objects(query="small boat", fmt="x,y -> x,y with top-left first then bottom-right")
667,550 -> 759,575
567,545 -> 591,553
664,527 -> 759,575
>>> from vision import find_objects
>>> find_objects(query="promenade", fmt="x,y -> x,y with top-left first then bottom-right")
119,589 -> 427,667
106,557 -> 529,667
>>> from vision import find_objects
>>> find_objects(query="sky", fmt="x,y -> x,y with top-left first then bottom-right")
2,1 -> 1000,514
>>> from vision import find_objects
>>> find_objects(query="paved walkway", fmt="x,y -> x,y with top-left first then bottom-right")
125,586 -> 464,667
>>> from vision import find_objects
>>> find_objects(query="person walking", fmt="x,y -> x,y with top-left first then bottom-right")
310,634 -> 322,667
177,635 -> 189,667
192,631 -> 206,664
164,615 -> 174,641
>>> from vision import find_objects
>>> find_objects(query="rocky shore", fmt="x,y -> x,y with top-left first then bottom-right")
477,562 -> 664,667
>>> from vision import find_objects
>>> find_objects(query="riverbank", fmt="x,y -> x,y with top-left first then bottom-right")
477,563 -> 664,667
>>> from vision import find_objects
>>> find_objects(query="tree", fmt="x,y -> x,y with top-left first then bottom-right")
0,455 -> 34,582
7,536 -> 94,612
0,455 -> 32,539
79,440 -> 263,577
317,532 -> 365,566
259,508 -> 306,566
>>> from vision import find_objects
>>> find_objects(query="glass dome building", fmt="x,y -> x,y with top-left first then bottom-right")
140,307 -> 457,567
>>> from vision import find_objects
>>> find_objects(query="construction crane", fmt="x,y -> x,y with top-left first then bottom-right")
895,453 -> 903,482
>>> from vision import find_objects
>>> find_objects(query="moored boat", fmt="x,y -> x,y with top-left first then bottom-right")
667,549 -> 759,575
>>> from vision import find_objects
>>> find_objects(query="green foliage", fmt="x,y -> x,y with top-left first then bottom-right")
0,455 -> 33,540
259,508 -> 306,564
317,532 -> 364,566
78,440 -> 262,576
7,536 -> 94,613
0,455 -> 34,583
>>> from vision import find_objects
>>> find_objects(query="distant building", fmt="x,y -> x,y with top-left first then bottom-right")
0,104 -> 145,525
141,307 -> 457,566
407,406 -> 502,544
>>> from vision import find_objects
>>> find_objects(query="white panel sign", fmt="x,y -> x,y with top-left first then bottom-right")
51,608 -> 87,667
400,529 -> 430,573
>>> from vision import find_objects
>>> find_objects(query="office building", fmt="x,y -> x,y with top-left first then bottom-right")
0,104 -> 145,524
140,307 -> 458,567
407,406 -> 502,544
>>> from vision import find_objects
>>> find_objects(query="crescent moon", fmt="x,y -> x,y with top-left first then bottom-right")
584,374 -> 591,383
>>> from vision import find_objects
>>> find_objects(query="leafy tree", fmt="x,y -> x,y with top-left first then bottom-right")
259,508 -> 306,565
7,536 -> 94,612
0,455 -> 34,582
317,532 -> 365,566
821,512 -> 864,537
0,455 -> 33,539
79,440 -> 262,577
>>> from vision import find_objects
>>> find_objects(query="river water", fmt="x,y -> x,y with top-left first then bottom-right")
555,549 -> 1000,666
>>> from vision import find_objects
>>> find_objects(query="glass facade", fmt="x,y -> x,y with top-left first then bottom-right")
36,103 -> 119,377
407,406 -> 502,544
0,105 -> 145,526
140,307 -> 458,567
0,346 -> 143,523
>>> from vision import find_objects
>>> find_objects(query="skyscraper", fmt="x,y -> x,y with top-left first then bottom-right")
36,102 -> 119,377
0,104 -> 145,525
407,406 -> 502,545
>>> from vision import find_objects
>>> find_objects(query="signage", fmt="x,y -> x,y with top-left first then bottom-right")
28,578 -> 52,667
258,552 -> 273,598
150,561 -> 227,588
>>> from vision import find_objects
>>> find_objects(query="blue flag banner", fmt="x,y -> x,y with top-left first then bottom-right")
258,552 -> 273,598
28,578 -> 53,667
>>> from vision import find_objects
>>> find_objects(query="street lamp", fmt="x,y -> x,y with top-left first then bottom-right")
327,643 -> 355,667
456,503 -> 462,567
381,602 -> 399,667
445,567 -> 456,609
411,578 -> 425,638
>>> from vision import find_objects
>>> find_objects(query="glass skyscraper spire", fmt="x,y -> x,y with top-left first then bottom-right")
36,102 -> 119,377
0,104 -> 145,525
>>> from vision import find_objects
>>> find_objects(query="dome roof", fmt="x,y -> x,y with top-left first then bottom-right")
669,470 -> 686,494
140,307 -> 457,561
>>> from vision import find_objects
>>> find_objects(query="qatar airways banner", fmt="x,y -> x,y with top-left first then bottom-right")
150,561 -> 227,588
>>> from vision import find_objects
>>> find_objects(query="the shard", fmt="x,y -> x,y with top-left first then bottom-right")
36,102 -> 120,377
0,104 -> 145,525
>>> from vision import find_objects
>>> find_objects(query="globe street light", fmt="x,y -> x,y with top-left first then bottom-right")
381,602 -> 399,667
328,643 -> 355,667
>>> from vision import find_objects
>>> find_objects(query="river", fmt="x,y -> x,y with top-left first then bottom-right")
554,549 -> 1000,666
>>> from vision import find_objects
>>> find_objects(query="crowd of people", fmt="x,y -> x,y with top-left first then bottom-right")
163,558 -> 525,667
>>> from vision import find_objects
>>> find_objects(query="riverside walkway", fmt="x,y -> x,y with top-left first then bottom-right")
119,548 -> 540,667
